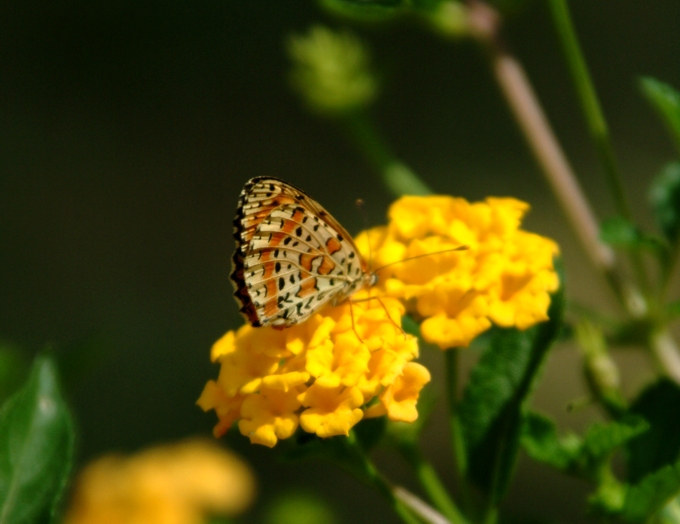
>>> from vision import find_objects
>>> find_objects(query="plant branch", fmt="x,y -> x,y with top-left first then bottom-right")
546,0 -> 631,221
445,350 -> 471,513
357,449 -> 423,524
394,487 -> 453,524
463,1 -> 629,309
490,50 -> 622,299
546,0 -> 651,299
400,443 -> 469,524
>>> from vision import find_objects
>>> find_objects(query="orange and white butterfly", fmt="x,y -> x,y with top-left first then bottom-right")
231,177 -> 377,329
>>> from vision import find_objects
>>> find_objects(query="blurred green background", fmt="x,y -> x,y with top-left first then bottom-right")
1,1 -> 679,522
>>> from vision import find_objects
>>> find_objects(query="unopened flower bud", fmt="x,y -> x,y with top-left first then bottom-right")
428,1 -> 469,38
287,26 -> 378,114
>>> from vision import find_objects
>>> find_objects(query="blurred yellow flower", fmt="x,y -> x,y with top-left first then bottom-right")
64,439 -> 255,524
198,291 -> 423,447
356,195 -> 559,349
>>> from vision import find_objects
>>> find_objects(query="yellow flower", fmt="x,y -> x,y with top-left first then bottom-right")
365,362 -> 431,422
298,384 -> 365,438
357,195 -> 559,349
238,387 -> 302,448
198,290 -> 421,447
63,440 -> 255,524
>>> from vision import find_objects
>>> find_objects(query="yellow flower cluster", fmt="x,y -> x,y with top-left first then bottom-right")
356,195 -> 559,349
198,291 -> 427,447
64,440 -> 255,524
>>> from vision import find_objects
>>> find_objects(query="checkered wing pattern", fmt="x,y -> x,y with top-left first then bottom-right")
231,177 -> 369,328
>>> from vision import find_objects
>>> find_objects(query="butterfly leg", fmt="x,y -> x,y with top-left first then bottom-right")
374,296 -> 407,340
348,298 -> 365,344
348,295 -> 406,340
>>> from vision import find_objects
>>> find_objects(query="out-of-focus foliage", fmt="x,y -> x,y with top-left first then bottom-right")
0,355 -> 74,524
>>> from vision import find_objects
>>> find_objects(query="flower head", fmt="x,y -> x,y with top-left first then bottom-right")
64,440 -> 255,524
198,291 -> 422,447
287,25 -> 378,114
357,195 -> 560,349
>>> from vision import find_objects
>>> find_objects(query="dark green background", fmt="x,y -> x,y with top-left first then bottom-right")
1,1 -> 678,522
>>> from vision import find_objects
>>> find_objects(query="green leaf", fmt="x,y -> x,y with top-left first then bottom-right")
623,462 -> 680,523
521,412 -> 647,479
401,315 -> 421,338
0,355 -> 75,524
600,216 -> 668,255
640,77 -> 680,153
459,278 -> 565,502
628,379 -> 680,483
521,411 -> 581,471
649,162 -> 680,246
579,416 -> 648,469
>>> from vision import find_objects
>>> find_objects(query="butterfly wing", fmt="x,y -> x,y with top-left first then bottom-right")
231,177 -> 367,327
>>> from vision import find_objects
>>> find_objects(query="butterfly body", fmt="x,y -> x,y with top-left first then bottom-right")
231,177 -> 374,328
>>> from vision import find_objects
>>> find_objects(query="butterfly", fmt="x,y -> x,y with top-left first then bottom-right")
231,177 -> 377,329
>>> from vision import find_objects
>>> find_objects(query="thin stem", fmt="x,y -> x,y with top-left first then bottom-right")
344,433 -> 423,523
547,0 -> 652,299
343,111 -> 433,196
445,350 -> 471,511
394,487 -> 453,524
575,318 -> 628,417
401,444 -> 469,524
546,0 -> 631,221
359,451 -> 423,523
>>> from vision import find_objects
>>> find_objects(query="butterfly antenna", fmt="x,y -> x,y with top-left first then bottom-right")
355,198 -> 374,270
372,246 -> 469,275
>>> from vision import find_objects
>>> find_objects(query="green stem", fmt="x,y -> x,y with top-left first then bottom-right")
445,350 -> 471,512
369,471 -> 423,524
476,23 -> 627,309
343,111 -> 433,196
575,318 -> 628,418
345,433 -> 422,524
547,0 -> 630,221
547,0 -> 651,298
401,444 -> 469,524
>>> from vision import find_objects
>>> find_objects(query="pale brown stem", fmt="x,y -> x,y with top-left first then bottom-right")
394,487 -> 452,524
492,52 -> 615,276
